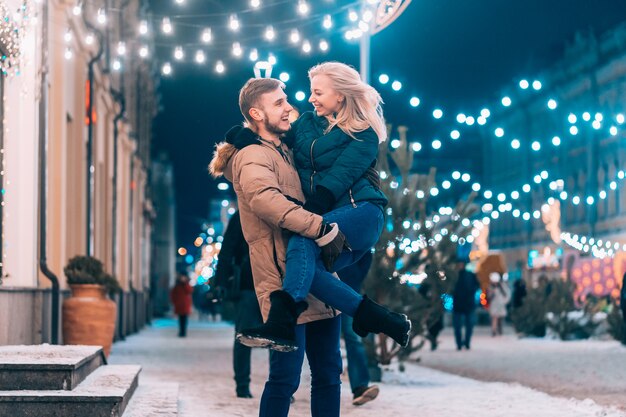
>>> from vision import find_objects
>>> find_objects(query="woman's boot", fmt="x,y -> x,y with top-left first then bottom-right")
236,290 -> 308,352
352,296 -> 411,347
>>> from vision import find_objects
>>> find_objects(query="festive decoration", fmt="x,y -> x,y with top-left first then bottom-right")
0,1 -> 31,78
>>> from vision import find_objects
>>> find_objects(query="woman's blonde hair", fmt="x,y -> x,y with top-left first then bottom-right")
308,62 -> 387,143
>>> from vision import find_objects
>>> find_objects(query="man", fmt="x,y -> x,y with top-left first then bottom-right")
214,210 -> 262,399
336,252 -> 380,406
452,260 -> 480,350
170,273 -> 193,337
209,78 -> 345,417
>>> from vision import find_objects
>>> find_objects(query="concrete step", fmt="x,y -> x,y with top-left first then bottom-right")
0,364 -> 141,417
123,383 -> 179,417
0,345 -> 105,391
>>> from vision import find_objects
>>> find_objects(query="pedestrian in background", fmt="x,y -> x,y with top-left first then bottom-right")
336,251 -> 379,406
214,210 -> 263,399
488,272 -> 511,336
452,260 -> 480,350
170,273 -> 193,337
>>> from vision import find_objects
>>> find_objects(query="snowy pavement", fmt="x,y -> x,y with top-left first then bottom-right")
107,318 -> 626,416
418,325 -> 626,411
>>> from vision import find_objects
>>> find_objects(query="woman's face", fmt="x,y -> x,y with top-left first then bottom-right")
309,74 -> 344,117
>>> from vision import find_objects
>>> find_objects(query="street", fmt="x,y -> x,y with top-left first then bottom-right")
108,318 -> 626,416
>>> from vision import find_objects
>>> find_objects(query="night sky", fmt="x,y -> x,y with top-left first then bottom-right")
149,0 -> 626,249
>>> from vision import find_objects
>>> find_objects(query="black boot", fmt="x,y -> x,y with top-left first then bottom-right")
236,290 -> 308,352
352,296 -> 411,348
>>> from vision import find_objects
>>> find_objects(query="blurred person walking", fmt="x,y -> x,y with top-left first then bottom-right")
452,261 -> 480,350
214,210 -> 263,399
170,273 -> 193,337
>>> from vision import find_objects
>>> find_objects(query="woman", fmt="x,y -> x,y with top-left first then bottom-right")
231,62 -> 411,351
488,272 -> 511,336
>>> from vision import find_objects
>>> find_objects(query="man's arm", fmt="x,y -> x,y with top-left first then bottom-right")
236,147 -> 323,239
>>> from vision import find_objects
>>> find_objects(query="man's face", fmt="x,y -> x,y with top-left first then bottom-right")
251,88 -> 293,135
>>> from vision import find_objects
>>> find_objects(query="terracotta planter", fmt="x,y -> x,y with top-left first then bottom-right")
62,284 -> 117,357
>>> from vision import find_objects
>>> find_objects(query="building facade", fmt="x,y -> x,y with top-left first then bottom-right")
0,0 -> 159,345
479,23 -> 626,298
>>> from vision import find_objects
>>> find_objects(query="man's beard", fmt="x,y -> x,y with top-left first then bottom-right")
263,118 -> 289,135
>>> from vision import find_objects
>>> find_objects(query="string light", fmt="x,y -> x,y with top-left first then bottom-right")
250,0 -> 261,8
290,29 -> 300,44
264,25 -> 275,41
162,17 -> 172,34
232,42 -> 242,57
201,28 -> 212,43
162,62 -> 172,75
323,15 -> 332,29
215,60 -> 225,74
249,48 -> 258,61
319,40 -> 329,51
229,14 -> 240,31
139,20 -> 148,35
297,1 -> 310,16
195,50 -> 206,64
97,8 -> 107,25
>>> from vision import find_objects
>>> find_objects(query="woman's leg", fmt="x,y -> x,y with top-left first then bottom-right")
282,202 -> 383,303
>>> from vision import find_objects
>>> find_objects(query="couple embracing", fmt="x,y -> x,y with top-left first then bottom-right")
210,61 -> 411,417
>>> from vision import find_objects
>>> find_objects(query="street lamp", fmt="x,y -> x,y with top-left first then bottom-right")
359,0 -> 412,83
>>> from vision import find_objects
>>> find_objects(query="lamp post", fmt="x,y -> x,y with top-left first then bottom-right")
359,0 -> 412,83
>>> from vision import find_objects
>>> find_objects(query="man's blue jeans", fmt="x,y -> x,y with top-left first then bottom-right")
283,202 -> 384,316
259,316 -> 342,417
337,252 -> 373,392
453,311 -> 475,349
234,290 -> 263,392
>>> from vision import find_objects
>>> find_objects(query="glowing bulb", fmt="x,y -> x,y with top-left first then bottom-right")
97,8 -> 106,25
250,0 -> 261,8
264,26 -> 275,40
433,109 -> 443,119
249,48 -> 258,61
229,14 -> 240,31
201,28 -> 212,43
268,54 -> 277,65
64,29 -> 72,43
494,127 -> 504,137
302,41 -> 312,53
323,15 -> 332,29
531,141 -> 540,151
85,33 -> 94,45
174,46 -> 184,60
432,139 -> 442,150
64,47 -> 73,60
511,139 -> 520,149
232,42 -> 242,57
72,4 -> 82,16
195,50 -> 205,64
532,80 -> 542,90
450,130 -> 460,140
139,46 -> 149,58
297,1 -> 310,15
319,40 -> 329,51
117,41 -> 126,56
290,30 -> 300,44
501,96 -> 511,106
162,17 -> 172,34
519,79 -> 529,89
295,91 -> 306,101
410,97 -> 420,107
379,74 -> 389,84
215,60 -> 225,74
112,59 -> 121,71
391,81 -> 402,91
279,72 -> 290,82
348,10 -> 358,22
162,62 -> 172,75
411,142 -> 422,152
548,99 -> 557,109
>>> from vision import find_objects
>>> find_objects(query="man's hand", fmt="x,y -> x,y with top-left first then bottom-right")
315,223 -> 351,271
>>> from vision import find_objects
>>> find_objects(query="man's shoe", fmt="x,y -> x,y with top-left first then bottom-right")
352,385 -> 379,406
236,387 -> 253,398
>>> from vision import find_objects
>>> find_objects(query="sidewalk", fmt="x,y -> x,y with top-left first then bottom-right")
108,318 -> 626,417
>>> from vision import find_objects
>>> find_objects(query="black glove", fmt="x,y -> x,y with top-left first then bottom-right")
303,186 -> 335,215
315,222 -> 351,271
225,126 -> 260,150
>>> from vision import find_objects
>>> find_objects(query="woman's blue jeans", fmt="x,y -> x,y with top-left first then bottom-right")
283,202 -> 384,316
259,316 -> 342,417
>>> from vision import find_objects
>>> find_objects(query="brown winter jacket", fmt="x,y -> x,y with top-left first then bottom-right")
210,140 -> 338,324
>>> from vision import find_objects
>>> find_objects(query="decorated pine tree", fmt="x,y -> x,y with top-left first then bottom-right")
363,125 -> 478,366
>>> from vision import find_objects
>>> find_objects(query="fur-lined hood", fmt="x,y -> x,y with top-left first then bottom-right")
208,141 -> 237,181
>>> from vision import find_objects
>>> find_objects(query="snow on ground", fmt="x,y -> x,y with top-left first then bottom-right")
108,318 -> 626,417
418,325 -> 626,411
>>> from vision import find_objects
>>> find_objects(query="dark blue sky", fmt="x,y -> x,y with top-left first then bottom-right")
150,0 -> 626,247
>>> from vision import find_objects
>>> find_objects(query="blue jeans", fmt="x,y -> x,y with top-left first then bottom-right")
283,202 -> 384,316
453,311 -> 475,349
337,252 -> 373,392
259,316 -> 342,417
234,290 -> 263,391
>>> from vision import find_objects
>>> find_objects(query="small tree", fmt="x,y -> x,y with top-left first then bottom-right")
363,126 -> 477,365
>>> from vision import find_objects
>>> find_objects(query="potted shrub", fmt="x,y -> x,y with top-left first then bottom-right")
62,256 -> 119,357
